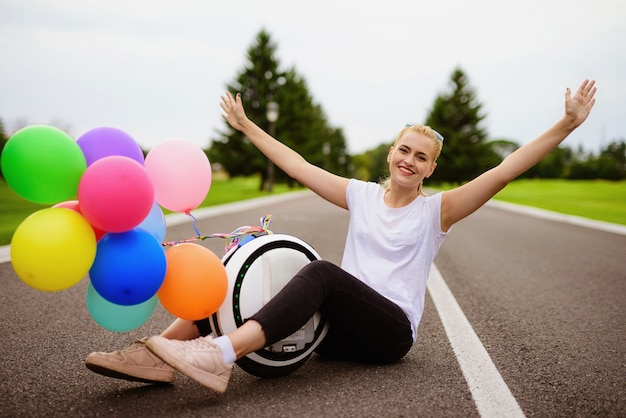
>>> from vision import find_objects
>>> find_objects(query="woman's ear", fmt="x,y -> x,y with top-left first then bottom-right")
426,162 -> 437,178
387,146 -> 393,163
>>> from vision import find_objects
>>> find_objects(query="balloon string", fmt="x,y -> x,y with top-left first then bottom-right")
162,214 -> 273,253
186,211 -> 202,236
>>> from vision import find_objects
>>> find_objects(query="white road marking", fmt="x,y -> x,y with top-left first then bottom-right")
0,192 -> 611,415
428,264 -> 526,418
488,199 -> 626,236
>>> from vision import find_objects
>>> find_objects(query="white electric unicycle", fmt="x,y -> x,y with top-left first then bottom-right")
208,233 -> 329,378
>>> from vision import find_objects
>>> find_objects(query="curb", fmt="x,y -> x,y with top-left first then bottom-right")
1,191 -> 624,264
487,199 -> 626,236
0,190 -> 311,265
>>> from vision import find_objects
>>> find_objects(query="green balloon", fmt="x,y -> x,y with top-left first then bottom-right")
1,125 -> 87,204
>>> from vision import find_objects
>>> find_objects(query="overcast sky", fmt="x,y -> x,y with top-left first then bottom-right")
1,0 -> 624,156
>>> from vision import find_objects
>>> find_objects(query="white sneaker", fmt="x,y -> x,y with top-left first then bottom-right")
85,337 -> 175,384
146,335 -> 233,393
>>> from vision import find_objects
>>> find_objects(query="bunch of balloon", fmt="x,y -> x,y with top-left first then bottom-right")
145,139 -> 228,321
76,127 -> 167,332
1,125 -> 161,332
2,126 -> 229,332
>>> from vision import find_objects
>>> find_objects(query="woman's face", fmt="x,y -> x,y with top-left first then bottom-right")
387,131 -> 437,191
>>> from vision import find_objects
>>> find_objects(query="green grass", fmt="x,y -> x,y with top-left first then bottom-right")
492,179 -> 626,225
165,175 -> 297,213
0,176 -> 298,246
0,182 -> 49,246
433,179 -> 626,226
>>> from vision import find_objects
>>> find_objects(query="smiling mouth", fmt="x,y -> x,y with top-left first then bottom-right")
398,166 -> 415,175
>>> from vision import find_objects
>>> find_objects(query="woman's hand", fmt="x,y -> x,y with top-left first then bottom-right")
565,79 -> 597,128
220,92 -> 249,132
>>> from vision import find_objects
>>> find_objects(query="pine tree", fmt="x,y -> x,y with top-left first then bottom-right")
209,29 -> 284,190
274,68 -> 350,182
425,67 -> 498,183
0,118 -> 8,180
208,29 -> 349,189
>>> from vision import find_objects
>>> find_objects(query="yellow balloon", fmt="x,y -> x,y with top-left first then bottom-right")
11,208 -> 97,291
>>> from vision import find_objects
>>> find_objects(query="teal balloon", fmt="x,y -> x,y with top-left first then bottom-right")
86,282 -> 158,332
1,125 -> 87,204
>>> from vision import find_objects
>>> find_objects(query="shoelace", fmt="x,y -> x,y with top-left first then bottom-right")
167,336 -> 218,352
120,340 -> 145,352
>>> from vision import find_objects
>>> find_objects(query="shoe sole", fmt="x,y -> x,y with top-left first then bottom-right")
146,339 -> 229,393
85,358 -> 175,384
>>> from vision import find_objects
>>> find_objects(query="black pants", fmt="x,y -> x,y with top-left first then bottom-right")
252,260 -> 413,364
196,260 -> 413,364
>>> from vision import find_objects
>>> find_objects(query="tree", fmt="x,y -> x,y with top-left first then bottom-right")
272,68 -> 348,186
0,118 -> 8,180
488,138 -> 519,160
351,143 -> 392,182
208,29 -> 349,190
522,145 -> 573,179
208,29 -> 284,190
568,144 -> 597,179
425,67 -> 498,183
520,140 -> 625,180
596,140 -> 626,180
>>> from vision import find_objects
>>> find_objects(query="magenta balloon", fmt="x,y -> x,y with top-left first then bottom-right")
144,139 -> 212,213
78,156 -> 154,232
77,127 -> 144,166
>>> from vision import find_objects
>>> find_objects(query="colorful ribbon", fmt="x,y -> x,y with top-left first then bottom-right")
162,214 -> 273,253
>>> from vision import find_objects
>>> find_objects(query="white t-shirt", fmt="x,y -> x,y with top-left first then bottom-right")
341,179 -> 449,341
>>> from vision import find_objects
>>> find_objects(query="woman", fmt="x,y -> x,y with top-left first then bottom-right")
86,79 -> 596,394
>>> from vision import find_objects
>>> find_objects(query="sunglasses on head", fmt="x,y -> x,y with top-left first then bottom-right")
405,123 -> 444,142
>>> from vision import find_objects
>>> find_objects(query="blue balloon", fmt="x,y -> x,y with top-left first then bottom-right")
86,282 -> 158,332
89,229 -> 166,305
136,201 -> 167,243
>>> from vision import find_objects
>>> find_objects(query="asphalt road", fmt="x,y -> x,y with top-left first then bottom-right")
0,191 -> 624,417
435,202 -> 626,417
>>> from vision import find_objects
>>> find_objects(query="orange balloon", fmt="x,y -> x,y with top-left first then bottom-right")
158,243 -> 228,320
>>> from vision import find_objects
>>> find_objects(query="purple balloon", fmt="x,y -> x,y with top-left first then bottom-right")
77,127 -> 144,166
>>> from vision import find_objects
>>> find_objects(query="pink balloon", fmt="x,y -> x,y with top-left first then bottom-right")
144,139 -> 212,213
53,200 -> 107,240
78,156 -> 154,232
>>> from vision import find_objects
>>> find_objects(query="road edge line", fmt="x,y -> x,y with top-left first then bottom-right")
0,190 -> 312,264
487,199 -> 626,236
427,263 -> 526,418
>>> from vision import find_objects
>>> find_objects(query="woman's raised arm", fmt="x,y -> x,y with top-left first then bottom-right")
220,92 -> 349,209
440,79 -> 597,232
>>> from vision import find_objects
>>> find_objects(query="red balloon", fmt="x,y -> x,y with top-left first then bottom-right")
78,156 -> 154,233
53,200 -> 106,240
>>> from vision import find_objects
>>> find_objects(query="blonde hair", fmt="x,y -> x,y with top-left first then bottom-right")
380,124 -> 443,195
